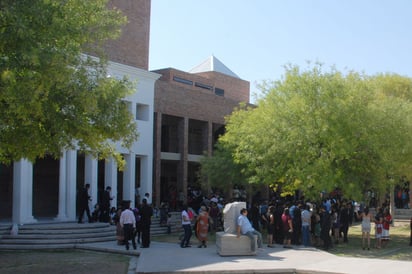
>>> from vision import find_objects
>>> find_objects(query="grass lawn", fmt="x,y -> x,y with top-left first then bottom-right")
329,220 -> 412,261
153,220 -> 412,261
0,249 -> 130,274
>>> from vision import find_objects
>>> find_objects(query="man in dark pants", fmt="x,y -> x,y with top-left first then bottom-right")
120,200 -> 136,250
320,206 -> 331,250
78,184 -> 92,223
339,202 -> 352,243
139,198 -> 153,248
180,204 -> 192,248
100,186 -> 113,222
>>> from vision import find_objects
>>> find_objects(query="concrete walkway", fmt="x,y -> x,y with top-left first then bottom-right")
78,240 -> 412,274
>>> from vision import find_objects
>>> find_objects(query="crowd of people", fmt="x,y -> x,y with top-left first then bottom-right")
176,188 -> 406,252
77,183 -> 410,251
113,198 -> 154,250
246,197 -> 397,251
76,183 -> 156,251
395,185 -> 410,209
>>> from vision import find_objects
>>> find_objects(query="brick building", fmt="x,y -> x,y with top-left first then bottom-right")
152,57 -> 250,208
0,0 -> 249,223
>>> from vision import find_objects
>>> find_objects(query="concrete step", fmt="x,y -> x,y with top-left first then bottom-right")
17,226 -> 114,235
0,243 -> 76,250
2,230 -> 114,240
0,222 -> 116,249
150,212 -> 183,235
367,208 -> 411,220
394,208 -> 412,219
0,212 -> 184,250
0,235 -> 115,245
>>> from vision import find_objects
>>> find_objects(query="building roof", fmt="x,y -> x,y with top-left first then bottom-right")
189,55 -> 239,79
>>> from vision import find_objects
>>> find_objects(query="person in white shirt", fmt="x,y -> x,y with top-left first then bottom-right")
120,200 -> 136,250
180,205 -> 193,248
236,208 -> 263,252
301,204 -> 312,247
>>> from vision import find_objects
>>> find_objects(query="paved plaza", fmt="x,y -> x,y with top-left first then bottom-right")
79,240 -> 412,274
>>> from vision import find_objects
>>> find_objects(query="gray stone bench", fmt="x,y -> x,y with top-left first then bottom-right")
216,231 -> 257,256
215,201 -> 257,256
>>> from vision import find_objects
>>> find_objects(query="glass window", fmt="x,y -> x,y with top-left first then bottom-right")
195,82 -> 213,90
136,103 -> 149,121
173,76 -> 193,86
215,87 -> 224,96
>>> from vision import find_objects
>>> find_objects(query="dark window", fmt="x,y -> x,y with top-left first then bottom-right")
173,76 -> 193,85
195,82 -> 213,90
215,87 -> 225,96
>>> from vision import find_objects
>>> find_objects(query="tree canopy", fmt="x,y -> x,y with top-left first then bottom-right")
213,64 -> 412,200
199,141 -> 248,195
0,0 -> 137,167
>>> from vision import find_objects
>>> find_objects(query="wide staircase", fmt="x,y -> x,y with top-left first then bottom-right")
394,208 -> 412,220
0,212 -> 182,250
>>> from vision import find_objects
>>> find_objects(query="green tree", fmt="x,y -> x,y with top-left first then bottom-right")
220,64 -> 412,200
199,141 -> 248,197
0,0 -> 137,167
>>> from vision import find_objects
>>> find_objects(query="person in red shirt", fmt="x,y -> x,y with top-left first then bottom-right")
281,208 -> 293,248
381,208 -> 392,248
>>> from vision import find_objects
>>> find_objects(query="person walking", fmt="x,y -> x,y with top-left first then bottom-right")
237,208 -> 263,252
139,198 -> 153,248
78,183 -> 92,223
180,205 -> 193,248
357,206 -> 372,250
196,205 -> 210,248
119,200 -> 136,250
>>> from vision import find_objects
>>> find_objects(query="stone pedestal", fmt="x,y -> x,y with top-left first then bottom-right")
216,232 -> 257,256
216,201 -> 257,256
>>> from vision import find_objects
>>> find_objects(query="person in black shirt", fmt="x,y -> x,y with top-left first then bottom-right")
100,186 -> 113,222
78,184 -> 92,223
320,206 -> 331,250
139,198 -> 153,248
339,202 -> 352,243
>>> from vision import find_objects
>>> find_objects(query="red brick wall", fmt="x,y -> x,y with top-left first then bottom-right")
153,68 -> 250,112
154,78 -> 247,124
194,71 -> 250,103
104,0 -> 151,69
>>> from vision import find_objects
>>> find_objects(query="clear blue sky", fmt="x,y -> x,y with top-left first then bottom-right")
149,0 -> 412,101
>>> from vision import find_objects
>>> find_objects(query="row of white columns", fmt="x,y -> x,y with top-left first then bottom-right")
11,150 -> 149,225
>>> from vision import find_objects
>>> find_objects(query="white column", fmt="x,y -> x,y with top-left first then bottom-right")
85,155 -> 98,207
12,159 -> 36,224
65,150 -> 77,220
139,155 -> 153,205
55,151 -> 68,221
105,158 -> 118,208
123,153 -> 135,206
